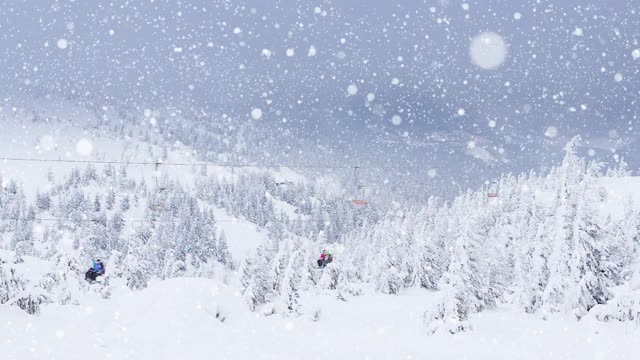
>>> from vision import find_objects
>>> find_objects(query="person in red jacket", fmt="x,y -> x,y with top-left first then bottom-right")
317,249 -> 326,267
317,249 -> 333,268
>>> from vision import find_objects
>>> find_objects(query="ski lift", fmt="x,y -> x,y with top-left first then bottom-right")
350,176 -> 368,205
486,178 -> 499,198
154,161 -> 168,192
151,161 -> 169,210
274,181 -> 293,186
151,187 -> 169,211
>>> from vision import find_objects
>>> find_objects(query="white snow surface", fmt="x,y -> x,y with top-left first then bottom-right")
594,177 -> 640,220
212,207 -> 263,258
1,277 -> 637,360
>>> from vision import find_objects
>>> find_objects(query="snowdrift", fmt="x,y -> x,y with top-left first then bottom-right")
2,277 -> 639,360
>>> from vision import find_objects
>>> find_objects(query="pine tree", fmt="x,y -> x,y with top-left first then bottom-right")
216,230 -> 232,267
280,243 -> 304,315
93,195 -> 101,212
162,248 -> 177,279
243,239 -> 277,310
120,195 -> 130,211
103,164 -> 114,178
541,138 -> 612,318
424,238 -> 475,334
106,190 -> 116,210
83,164 -> 98,184
36,191 -> 51,212
240,257 -> 255,293
424,203 -> 491,334
119,164 -> 128,180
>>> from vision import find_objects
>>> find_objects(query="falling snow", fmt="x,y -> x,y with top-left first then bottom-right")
261,49 -> 273,59
470,32 -> 507,70
0,2 -> 639,357
75,138 -> 93,156
545,126 -> 559,138
251,108 -> 263,120
38,135 -> 55,151
56,38 -> 68,49
308,45 -> 317,57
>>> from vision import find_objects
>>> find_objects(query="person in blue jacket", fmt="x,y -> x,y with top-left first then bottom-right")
85,259 -> 106,282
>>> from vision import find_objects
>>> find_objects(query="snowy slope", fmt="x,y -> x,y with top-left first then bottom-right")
0,105 -> 298,260
0,106 -> 221,198
1,277 -> 638,360
212,207 -> 263,258
2,103 -> 640,360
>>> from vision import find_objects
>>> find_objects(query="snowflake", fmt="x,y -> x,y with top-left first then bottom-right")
57,38 -> 68,49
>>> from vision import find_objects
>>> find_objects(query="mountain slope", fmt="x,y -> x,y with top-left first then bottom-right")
1,101 -> 639,360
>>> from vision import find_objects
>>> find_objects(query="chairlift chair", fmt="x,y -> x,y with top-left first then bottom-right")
487,178 -> 499,198
274,181 -> 293,186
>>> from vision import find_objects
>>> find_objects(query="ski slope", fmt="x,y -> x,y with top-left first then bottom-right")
0,105 -> 282,261
1,277 -> 637,360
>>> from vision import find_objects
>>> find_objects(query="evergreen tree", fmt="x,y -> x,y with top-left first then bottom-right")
83,164 -> 98,184
280,246 -> 303,315
36,191 -> 51,212
243,238 -> 277,310
93,195 -> 101,212
216,230 -> 232,267
120,195 -> 130,211
541,139 -> 612,318
424,238 -> 475,334
106,190 -> 116,210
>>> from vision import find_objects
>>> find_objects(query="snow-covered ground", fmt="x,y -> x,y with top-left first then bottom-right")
212,207 -> 263,259
1,277 -> 637,360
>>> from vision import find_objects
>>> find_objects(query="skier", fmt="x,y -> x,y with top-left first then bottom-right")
85,259 -> 106,282
317,249 -> 333,268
